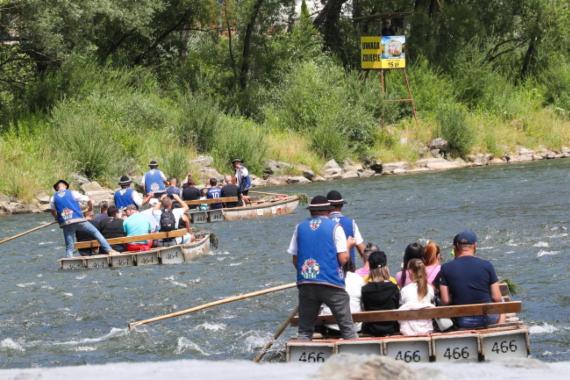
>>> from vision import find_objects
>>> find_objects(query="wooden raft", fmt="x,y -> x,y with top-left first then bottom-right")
74,229 -> 188,249
184,196 -> 238,206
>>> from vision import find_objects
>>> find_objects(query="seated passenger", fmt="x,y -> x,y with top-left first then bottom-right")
361,251 -> 400,336
92,201 -> 110,226
206,178 -> 223,210
98,205 -> 126,252
439,230 -> 505,328
123,205 -> 153,251
220,175 -> 241,208
154,194 -> 192,246
398,259 -> 435,336
424,240 -> 442,286
182,177 -> 201,210
355,242 -> 379,279
318,260 -> 365,336
395,242 -> 425,287
165,177 -> 181,197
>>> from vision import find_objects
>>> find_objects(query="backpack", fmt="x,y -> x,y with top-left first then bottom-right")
160,208 -> 177,232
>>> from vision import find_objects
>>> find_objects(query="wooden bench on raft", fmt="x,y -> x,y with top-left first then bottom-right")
287,300 -> 528,363
184,197 -> 239,223
74,228 -> 188,249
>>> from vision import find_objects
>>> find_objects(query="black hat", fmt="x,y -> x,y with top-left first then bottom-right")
53,179 -> 69,191
118,175 -> 132,185
149,160 -> 159,167
368,251 -> 387,269
231,158 -> 242,164
326,190 -> 346,205
306,195 -> 333,211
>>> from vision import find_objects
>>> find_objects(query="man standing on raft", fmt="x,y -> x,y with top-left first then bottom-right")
288,195 -> 357,341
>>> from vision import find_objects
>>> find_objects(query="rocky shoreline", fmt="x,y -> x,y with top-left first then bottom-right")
2,143 -> 569,217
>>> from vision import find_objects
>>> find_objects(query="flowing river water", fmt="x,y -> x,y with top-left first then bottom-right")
1,159 -> 570,376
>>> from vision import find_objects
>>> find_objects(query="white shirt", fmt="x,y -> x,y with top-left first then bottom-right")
50,190 -> 89,210
143,208 -> 187,231
399,282 -> 435,336
235,166 -> 249,187
115,188 -> 143,208
321,271 -> 365,331
287,223 -> 347,256
329,211 -> 364,245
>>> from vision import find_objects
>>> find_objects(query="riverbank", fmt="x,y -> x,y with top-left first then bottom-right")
1,145 -> 568,217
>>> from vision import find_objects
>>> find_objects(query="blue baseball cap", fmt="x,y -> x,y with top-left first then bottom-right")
453,229 -> 478,245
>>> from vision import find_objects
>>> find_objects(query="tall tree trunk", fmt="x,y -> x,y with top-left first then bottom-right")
223,0 -> 238,87
239,0 -> 264,90
313,0 -> 348,62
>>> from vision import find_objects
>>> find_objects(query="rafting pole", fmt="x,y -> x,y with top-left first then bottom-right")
249,190 -> 288,197
128,282 -> 297,331
0,221 -> 57,246
254,305 -> 299,363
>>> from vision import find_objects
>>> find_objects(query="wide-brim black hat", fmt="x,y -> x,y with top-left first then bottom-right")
231,158 -> 242,164
148,159 -> 159,167
326,190 -> 346,205
306,195 -> 333,211
118,175 -> 132,185
53,179 -> 69,191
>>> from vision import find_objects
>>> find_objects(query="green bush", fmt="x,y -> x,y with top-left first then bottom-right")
310,123 -> 348,162
176,94 -> 223,150
212,116 -> 266,174
436,103 -> 474,157
542,61 -> 570,116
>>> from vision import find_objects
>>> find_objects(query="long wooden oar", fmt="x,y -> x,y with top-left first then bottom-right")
254,306 -> 299,363
0,221 -> 57,246
128,282 -> 296,331
250,190 -> 288,197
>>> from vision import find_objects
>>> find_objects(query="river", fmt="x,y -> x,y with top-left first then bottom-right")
0,159 -> 569,374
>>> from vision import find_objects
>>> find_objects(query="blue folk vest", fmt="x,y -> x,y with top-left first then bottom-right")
239,173 -> 251,192
330,212 -> 356,264
114,188 -> 136,209
296,216 -> 345,288
53,190 -> 84,226
144,169 -> 166,194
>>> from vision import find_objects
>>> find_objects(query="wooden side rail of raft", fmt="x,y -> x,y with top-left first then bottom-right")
184,196 -> 238,206
290,301 -> 522,326
74,229 -> 188,249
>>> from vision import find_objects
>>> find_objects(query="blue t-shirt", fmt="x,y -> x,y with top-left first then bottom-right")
439,256 -> 499,305
123,212 -> 152,243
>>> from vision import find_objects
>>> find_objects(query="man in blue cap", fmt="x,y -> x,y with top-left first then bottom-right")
287,195 -> 357,341
439,229 -> 505,328
50,179 -> 118,258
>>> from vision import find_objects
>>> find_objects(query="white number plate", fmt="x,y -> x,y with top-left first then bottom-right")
481,332 -> 528,360
385,341 -> 430,363
336,342 -> 382,356
433,336 -> 479,362
288,345 -> 333,363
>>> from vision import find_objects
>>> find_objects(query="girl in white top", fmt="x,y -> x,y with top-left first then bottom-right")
399,258 -> 435,336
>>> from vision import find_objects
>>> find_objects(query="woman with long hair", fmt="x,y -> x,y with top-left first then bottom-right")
395,242 -> 425,287
361,251 -> 400,337
423,240 -> 442,285
398,258 -> 435,335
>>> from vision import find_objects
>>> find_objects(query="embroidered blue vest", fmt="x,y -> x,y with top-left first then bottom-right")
144,169 -> 165,194
114,188 -> 136,209
239,174 -> 251,192
296,216 -> 345,288
53,190 -> 84,225
330,212 -> 356,264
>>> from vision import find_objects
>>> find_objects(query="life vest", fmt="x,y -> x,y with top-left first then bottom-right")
330,212 -> 356,264
53,190 -> 84,226
114,188 -> 136,209
144,169 -> 165,194
296,216 -> 345,288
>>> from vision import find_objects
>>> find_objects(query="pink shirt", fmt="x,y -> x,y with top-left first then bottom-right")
355,267 -> 369,277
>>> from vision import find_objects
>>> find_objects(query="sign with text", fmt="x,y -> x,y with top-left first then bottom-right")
361,35 -> 406,70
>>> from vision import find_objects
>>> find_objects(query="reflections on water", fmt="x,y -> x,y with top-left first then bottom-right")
1,159 -> 570,368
